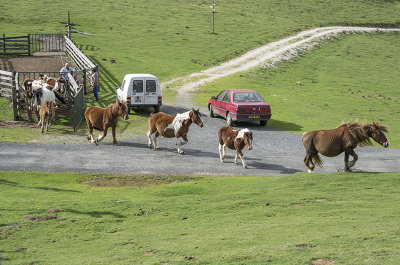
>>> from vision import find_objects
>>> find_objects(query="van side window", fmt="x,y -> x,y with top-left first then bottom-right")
132,80 -> 143,92
146,80 -> 156,93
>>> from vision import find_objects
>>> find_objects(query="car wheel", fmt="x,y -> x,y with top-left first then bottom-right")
154,106 -> 160,113
209,104 -> 215,117
260,120 -> 267,126
226,113 -> 233,126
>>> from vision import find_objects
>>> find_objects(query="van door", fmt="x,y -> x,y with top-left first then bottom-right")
131,78 -> 144,105
144,78 -> 158,105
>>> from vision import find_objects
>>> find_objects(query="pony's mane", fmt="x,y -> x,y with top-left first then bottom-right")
340,121 -> 388,147
236,128 -> 250,139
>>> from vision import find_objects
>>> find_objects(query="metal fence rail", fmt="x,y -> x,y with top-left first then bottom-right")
30,34 -> 65,53
0,35 -> 30,56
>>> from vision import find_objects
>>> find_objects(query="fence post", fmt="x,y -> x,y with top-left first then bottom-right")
27,34 -> 31,55
11,71 -> 19,121
3,34 -> 5,54
82,68 -> 87,95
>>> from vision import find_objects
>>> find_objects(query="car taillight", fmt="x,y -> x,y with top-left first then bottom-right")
158,96 -> 162,103
126,97 -> 131,104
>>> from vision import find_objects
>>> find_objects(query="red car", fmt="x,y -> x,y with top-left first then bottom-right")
208,89 -> 272,126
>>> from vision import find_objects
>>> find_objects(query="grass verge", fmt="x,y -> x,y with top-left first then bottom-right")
1,171 -> 400,264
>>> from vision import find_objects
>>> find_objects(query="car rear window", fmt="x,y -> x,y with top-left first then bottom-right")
233,92 -> 264,102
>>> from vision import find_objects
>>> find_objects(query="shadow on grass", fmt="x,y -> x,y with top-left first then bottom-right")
0,179 -> 80,193
64,208 -> 125,218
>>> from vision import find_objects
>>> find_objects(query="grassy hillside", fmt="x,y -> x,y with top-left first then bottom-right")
1,171 -> 400,264
195,32 -> 400,147
1,1 -> 400,143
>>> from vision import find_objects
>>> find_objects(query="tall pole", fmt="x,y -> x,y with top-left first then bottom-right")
67,11 -> 71,39
212,1 -> 216,33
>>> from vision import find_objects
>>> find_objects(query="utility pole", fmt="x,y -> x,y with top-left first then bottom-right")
210,1 -> 216,33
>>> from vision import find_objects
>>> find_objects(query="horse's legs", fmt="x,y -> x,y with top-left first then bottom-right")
176,135 -> 188,154
236,149 -> 247,168
234,153 -> 238,164
304,154 -> 314,173
41,118 -> 45,133
152,131 -> 159,149
219,144 -> 225,163
97,128 -> 108,143
147,131 -> 153,148
344,148 -> 358,171
86,120 -> 96,144
112,126 -> 119,145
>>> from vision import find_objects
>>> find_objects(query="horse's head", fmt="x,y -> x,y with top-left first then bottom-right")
190,108 -> 203,127
57,76 -> 66,93
243,130 -> 253,150
117,101 -> 129,120
367,122 -> 389,148
24,82 -> 33,98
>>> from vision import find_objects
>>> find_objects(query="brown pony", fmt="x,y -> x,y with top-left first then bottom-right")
23,78 -> 34,111
39,100 -> 55,133
302,121 -> 389,172
218,126 -> 253,168
85,101 -> 129,145
46,76 -> 66,95
147,108 -> 204,154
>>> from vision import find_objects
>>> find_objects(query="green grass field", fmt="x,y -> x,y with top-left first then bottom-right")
1,171 -> 400,264
1,0 -> 400,143
195,32 -> 400,147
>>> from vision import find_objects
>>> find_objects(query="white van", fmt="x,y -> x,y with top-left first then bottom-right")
116,74 -> 162,112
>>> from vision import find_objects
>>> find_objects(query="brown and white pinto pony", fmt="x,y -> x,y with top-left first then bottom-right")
302,121 -> 389,172
23,78 -> 35,111
39,100 -> 55,133
147,109 -> 204,154
46,76 -> 66,95
85,101 -> 129,145
218,126 -> 253,168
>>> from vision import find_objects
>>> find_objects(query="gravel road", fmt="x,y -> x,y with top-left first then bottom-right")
1,105 -> 399,177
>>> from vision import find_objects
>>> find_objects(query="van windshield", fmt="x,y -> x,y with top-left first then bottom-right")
132,80 -> 143,92
146,80 -> 156,93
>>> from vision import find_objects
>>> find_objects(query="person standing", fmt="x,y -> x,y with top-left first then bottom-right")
90,67 -> 99,102
60,63 -> 75,95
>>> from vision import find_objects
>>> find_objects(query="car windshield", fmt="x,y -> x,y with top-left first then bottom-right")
233,92 -> 264,102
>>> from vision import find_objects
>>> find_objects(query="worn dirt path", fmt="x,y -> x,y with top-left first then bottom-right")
161,26 -> 400,105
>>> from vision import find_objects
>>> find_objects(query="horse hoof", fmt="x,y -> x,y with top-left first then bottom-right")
243,165 -> 248,169
179,151 -> 185,155
113,142 -> 119,146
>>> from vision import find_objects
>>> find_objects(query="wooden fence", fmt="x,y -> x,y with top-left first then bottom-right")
0,70 -> 19,120
0,35 -> 30,56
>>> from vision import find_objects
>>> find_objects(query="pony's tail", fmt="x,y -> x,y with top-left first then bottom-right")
302,131 -> 323,168
54,92 -> 66,104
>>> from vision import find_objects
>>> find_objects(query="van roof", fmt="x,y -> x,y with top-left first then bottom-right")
123,74 -> 158,80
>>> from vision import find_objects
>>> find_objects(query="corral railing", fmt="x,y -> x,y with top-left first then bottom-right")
30,34 -> 65,53
68,72 -> 85,131
0,70 -> 19,120
0,35 -> 30,56
65,36 -> 97,94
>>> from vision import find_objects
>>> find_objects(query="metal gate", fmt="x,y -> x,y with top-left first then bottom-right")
68,72 -> 85,131
30,34 -> 65,53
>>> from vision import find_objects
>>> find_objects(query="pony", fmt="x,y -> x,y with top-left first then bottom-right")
39,100 -> 55,133
84,101 -> 129,145
46,76 -> 66,95
22,78 -> 34,111
302,121 -> 389,172
147,108 -> 204,154
218,126 -> 253,168
33,85 -> 66,114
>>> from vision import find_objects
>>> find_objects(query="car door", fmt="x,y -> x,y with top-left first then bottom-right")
214,91 -> 227,116
220,91 -> 231,116
144,78 -> 158,105
131,78 -> 144,105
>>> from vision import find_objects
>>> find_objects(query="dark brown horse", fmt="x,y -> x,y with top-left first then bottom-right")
85,101 -> 129,145
147,108 -> 203,154
23,78 -> 34,111
302,121 -> 389,172
218,126 -> 253,168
